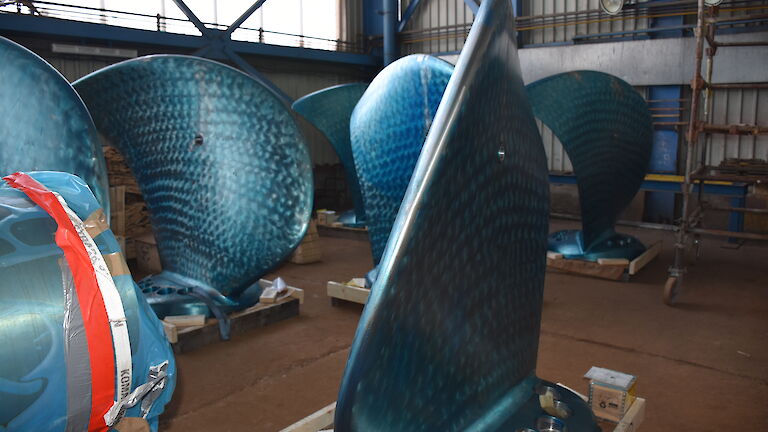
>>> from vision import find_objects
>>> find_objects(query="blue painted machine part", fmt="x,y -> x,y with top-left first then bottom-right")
645,85 -> 682,224
73,55 -> 313,319
0,171 -> 175,432
293,83 -> 369,227
350,54 -> 454,265
335,0 -> 598,430
0,37 -> 109,211
527,70 -> 653,261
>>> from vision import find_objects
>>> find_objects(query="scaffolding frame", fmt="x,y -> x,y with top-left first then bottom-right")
665,0 -> 768,304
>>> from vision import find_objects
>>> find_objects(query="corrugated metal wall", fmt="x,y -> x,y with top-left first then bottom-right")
520,0 -> 649,45
42,54 -> 360,166
399,0 -> 474,55
705,88 -> 768,165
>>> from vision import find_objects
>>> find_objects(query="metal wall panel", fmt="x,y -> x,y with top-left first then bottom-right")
706,88 -> 768,165
399,0 -> 474,55
521,0 -> 648,45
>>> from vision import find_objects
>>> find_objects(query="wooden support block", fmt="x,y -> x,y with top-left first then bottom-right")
280,402 -> 336,432
629,242 -> 662,276
164,314 -> 206,327
613,397 -> 645,432
547,256 -> 627,281
547,251 -> 564,260
327,281 -> 370,305
162,320 -> 177,344
317,224 -> 369,242
597,258 -> 630,266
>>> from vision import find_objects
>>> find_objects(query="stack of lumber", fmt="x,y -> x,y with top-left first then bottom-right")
104,146 -> 151,258
104,146 -> 140,194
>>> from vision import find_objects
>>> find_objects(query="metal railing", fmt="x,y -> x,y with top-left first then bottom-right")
0,0 -> 364,53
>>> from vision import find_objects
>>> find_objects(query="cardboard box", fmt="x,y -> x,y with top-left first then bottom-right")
135,233 -> 162,274
585,367 -> 637,423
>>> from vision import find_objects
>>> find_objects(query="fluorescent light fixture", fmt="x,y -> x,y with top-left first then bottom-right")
51,43 -> 137,58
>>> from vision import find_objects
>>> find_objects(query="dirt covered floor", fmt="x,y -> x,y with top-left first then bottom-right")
159,220 -> 768,431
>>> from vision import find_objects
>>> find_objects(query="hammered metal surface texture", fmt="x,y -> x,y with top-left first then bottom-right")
73,56 -> 313,297
526,71 -> 652,251
350,55 -> 454,264
0,171 -> 175,432
293,84 -> 368,224
0,37 -> 108,209
333,0 -> 592,430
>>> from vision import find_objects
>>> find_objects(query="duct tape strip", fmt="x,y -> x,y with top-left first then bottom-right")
84,208 -> 109,239
103,252 -> 131,277
3,172 -> 132,431
60,259 -> 93,432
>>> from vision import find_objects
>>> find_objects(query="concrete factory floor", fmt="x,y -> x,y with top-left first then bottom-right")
158,220 -> 768,432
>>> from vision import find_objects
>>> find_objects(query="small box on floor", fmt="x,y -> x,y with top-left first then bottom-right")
585,366 -> 637,423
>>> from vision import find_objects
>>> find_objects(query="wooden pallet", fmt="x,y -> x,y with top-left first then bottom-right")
327,280 -> 369,305
281,398 -> 645,432
162,279 -> 304,353
547,241 -> 662,281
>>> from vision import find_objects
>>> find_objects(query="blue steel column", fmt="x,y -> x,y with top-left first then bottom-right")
383,0 -> 397,65
644,0 -> 684,224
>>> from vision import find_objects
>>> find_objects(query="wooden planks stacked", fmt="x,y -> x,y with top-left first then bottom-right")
290,220 -> 322,264
104,146 -> 151,258
104,146 -> 140,194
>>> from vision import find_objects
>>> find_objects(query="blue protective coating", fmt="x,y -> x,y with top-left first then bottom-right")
335,0 -> 598,430
293,84 -> 369,226
0,171 -> 175,432
526,71 -> 653,261
73,55 -> 313,316
0,37 -> 109,211
350,55 -> 454,264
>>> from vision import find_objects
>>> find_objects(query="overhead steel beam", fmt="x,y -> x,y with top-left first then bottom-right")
463,0 -> 479,14
222,45 -> 291,106
397,0 -> 424,33
226,0 -> 268,36
0,13 -> 379,66
170,0 -> 211,36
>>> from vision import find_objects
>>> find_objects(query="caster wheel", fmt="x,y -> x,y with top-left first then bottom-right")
331,297 -> 340,307
663,276 -> 680,306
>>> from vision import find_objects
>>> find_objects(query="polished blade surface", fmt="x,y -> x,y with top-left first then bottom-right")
0,37 -> 108,209
350,55 -> 453,264
74,56 -> 313,297
334,0 -> 554,429
293,83 -> 368,223
527,70 -> 652,250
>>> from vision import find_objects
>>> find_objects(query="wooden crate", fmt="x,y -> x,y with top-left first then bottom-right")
162,279 -> 304,353
546,242 -> 662,281
281,398 -> 645,432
